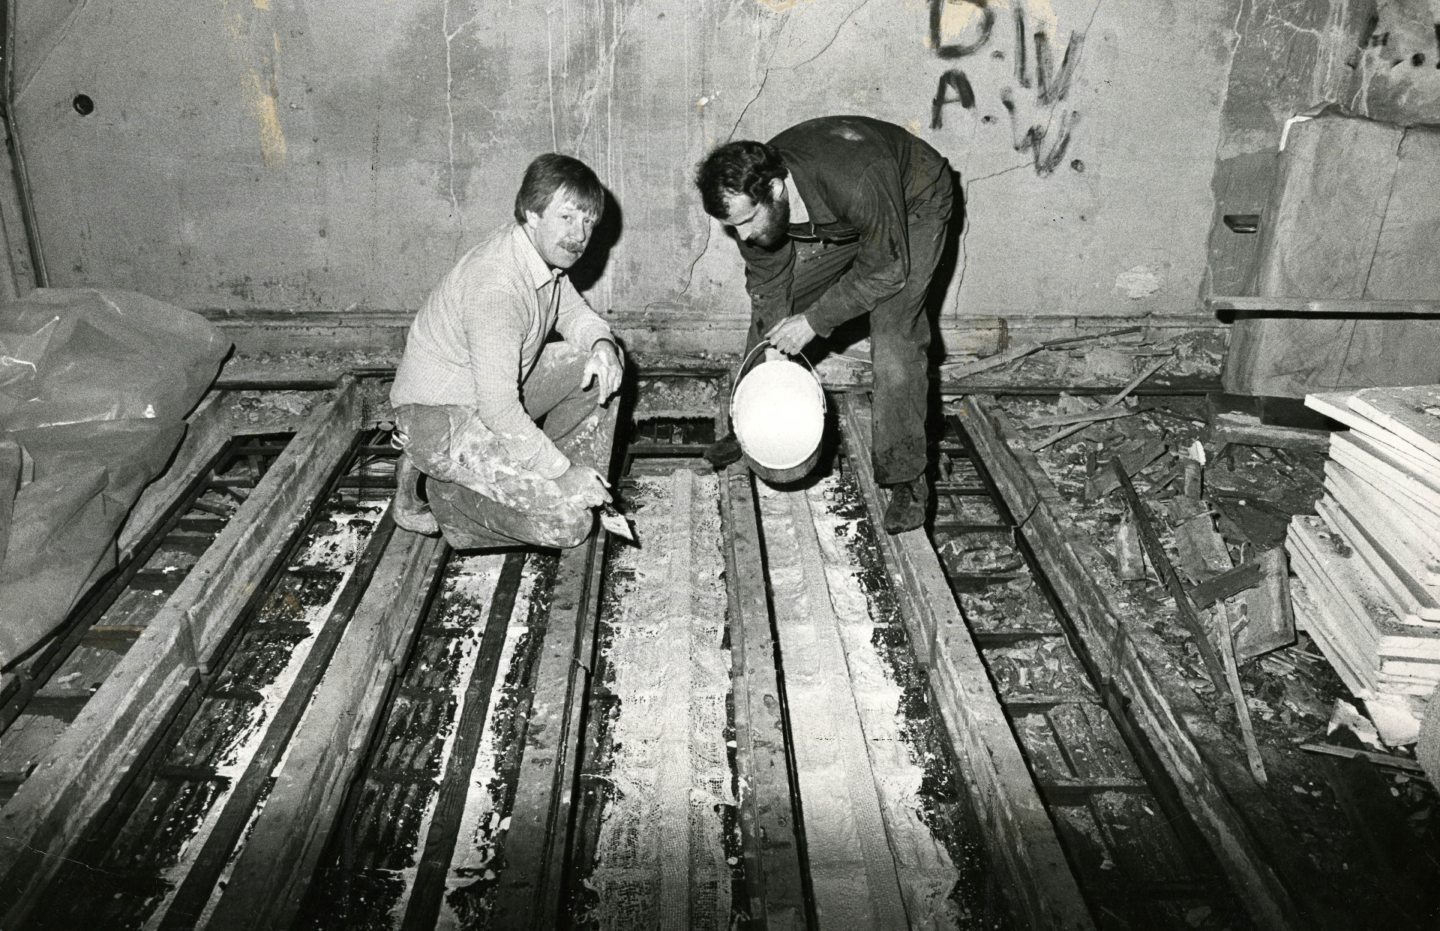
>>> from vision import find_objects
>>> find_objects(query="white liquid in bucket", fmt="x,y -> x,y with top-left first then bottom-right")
731,359 -> 824,470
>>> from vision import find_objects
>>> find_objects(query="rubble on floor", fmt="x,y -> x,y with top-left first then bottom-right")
977,388 -> 1439,926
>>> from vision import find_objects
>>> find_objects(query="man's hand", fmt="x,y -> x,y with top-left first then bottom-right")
582,339 -> 624,404
765,315 -> 817,356
555,463 -> 612,508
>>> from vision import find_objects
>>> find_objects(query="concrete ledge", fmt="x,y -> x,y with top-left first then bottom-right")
198,308 -> 1225,360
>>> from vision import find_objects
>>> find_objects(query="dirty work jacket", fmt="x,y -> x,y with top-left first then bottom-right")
736,115 -> 952,339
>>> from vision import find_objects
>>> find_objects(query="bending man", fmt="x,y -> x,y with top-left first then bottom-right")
694,116 -> 956,533
389,153 -> 623,548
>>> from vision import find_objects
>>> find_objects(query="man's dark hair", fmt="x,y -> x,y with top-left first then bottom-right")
694,140 -> 787,220
514,153 -> 604,224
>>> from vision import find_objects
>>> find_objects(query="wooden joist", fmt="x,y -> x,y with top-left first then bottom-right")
491,532 -> 604,930
0,377 -> 362,928
783,487 -> 909,928
958,395 -> 1315,931
202,527 -> 448,930
720,466 -> 807,929
840,393 -> 1094,931
492,404 -> 617,930
402,551 -> 526,931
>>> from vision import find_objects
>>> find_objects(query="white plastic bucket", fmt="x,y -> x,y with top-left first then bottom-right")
730,341 -> 826,484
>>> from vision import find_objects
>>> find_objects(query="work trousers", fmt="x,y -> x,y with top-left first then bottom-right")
753,196 -> 951,486
392,342 -> 613,550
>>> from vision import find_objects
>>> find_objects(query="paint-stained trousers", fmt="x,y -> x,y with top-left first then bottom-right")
391,342 -> 613,550
751,191 -> 952,487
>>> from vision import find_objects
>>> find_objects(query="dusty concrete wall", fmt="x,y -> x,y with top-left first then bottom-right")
8,0 -> 1334,350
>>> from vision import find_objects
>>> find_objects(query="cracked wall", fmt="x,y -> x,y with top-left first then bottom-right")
0,0 -> 1399,349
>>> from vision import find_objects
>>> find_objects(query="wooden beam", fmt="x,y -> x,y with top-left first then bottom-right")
720,466 -> 808,929
491,536 -> 603,930
957,396 -> 1315,931
840,393 -> 1094,931
784,487 -> 908,928
204,529 -> 447,931
0,377 -> 362,928
116,391 -> 234,557
401,551 -> 526,931
1209,296 -> 1440,317
492,402 -> 617,930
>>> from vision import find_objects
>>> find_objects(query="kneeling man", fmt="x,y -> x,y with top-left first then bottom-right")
389,154 -> 623,548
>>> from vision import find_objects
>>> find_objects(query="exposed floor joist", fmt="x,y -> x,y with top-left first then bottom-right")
0,377 -> 363,926
956,394 -> 1310,931
841,393 -> 1094,930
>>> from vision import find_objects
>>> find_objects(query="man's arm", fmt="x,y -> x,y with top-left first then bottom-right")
801,164 -> 910,336
737,237 -> 797,352
554,279 -> 624,402
465,290 -> 572,479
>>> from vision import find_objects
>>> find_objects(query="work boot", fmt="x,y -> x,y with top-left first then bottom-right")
393,453 -> 440,536
882,475 -> 929,534
703,431 -> 744,470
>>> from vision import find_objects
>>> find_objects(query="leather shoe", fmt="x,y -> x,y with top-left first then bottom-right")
393,453 -> 440,536
882,475 -> 929,534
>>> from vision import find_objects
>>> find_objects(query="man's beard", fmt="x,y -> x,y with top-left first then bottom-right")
749,196 -> 791,249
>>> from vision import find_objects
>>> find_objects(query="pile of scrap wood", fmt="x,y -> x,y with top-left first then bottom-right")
1285,385 -> 1440,746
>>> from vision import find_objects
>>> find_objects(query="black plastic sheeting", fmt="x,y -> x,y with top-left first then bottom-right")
0,288 -> 230,667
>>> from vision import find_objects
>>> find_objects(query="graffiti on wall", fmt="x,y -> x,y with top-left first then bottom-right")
928,0 -> 1084,175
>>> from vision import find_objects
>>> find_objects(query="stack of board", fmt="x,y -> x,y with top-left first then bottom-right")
1286,384 -> 1440,745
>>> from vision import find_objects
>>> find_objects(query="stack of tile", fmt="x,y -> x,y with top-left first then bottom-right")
1286,385 -> 1440,744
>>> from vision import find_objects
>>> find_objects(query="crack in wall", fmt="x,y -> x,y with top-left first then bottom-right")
677,0 -> 875,300
442,0 -> 489,232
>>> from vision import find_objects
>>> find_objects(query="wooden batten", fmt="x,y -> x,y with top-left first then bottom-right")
0,377 -> 362,927
957,395 -> 1314,931
839,393 -> 1094,931
492,406 -> 618,929
721,467 -> 807,929
205,529 -> 448,930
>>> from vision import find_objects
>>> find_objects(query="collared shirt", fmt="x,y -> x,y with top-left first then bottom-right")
391,223 -> 613,479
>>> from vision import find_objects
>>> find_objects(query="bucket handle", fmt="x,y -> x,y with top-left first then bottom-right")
730,339 -> 827,413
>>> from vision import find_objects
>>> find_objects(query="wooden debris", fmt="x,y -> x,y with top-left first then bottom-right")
1031,355 -> 1174,451
1233,548 -> 1295,662
1175,511 -> 1231,586
1209,409 -> 1330,450
1298,742 -> 1427,775
1025,406 -> 1137,430
1182,441 -> 1205,499
1110,460 -> 1229,695
1190,559 -> 1264,609
1215,602 -> 1267,785
1114,512 -> 1147,581
1085,438 -> 1167,500
960,396 -> 1310,931
940,341 -> 1042,379
941,325 -> 1146,381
